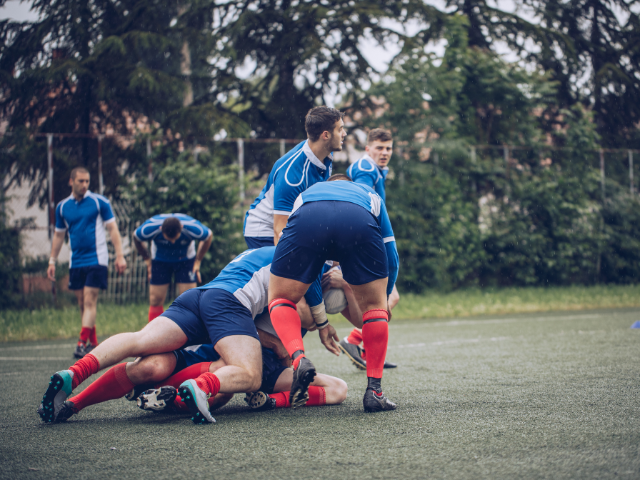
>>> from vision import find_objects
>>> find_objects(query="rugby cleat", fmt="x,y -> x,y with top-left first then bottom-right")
73,343 -> 88,359
383,360 -> 398,369
137,386 -> 177,412
38,370 -> 74,423
290,356 -> 316,408
338,338 -> 366,370
244,391 -> 276,412
178,380 -> 216,425
363,387 -> 397,413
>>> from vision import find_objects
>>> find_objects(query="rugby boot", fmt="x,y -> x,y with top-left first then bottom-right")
290,356 -> 316,408
363,388 -> 397,413
124,383 -> 154,401
84,343 -> 96,355
383,360 -> 398,369
178,380 -> 216,424
73,343 -> 88,359
137,386 -> 178,412
338,338 -> 366,370
38,370 -> 74,423
244,391 -> 276,412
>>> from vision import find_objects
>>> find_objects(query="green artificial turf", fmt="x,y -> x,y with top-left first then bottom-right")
1,308 -> 639,478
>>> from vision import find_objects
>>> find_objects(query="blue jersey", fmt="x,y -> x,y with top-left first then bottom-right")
244,140 -> 333,238
347,155 -> 389,202
198,247 -> 323,318
134,214 -> 211,262
55,191 -> 115,268
291,181 -> 399,294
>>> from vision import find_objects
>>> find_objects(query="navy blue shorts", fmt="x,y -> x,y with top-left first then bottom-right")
245,236 -> 274,249
162,288 -> 260,348
68,265 -> 108,290
173,344 -> 221,375
151,259 -> 196,285
271,201 -> 388,286
260,348 -> 288,394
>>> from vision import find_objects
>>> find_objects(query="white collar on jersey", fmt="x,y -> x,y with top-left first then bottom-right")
70,189 -> 92,202
302,140 -> 329,170
361,154 -> 389,172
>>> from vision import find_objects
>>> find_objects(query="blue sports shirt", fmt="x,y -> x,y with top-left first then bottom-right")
198,247 -> 323,318
291,181 -> 399,295
347,154 -> 389,202
244,140 -> 333,238
134,214 -> 211,263
55,191 -> 116,268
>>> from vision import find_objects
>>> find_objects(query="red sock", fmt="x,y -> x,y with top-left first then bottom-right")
361,310 -> 389,379
269,392 -> 291,408
69,353 -> 101,389
194,372 -> 220,397
68,363 -> 133,411
79,327 -> 91,345
269,299 -> 305,365
89,326 -> 98,346
347,328 -> 363,346
148,305 -> 164,322
269,387 -> 326,408
153,362 -> 212,390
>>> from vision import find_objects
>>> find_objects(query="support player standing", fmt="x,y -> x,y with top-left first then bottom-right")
133,214 -> 213,322
47,167 -> 127,358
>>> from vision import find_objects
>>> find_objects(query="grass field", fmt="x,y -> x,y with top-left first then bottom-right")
1,307 -> 639,478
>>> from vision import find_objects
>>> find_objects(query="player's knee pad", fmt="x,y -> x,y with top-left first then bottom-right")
268,298 -> 297,314
362,309 -> 389,325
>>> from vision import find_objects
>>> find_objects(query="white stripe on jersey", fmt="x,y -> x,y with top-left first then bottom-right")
232,265 -> 271,318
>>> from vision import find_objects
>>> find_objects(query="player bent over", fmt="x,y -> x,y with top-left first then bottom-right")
38,247 -> 330,424
133,214 -> 213,322
268,176 -> 399,412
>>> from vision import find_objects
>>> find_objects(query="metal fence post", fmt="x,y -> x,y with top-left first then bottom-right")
47,134 -> 54,240
600,149 -> 605,201
97,134 -> 104,195
237,138 -> 245,201
629,150 -> 634,195
280,139 -> 285,158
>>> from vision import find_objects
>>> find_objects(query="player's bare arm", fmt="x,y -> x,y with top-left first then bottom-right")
273,214 -> 289,245
321,267 -> 364,328
133,237 -> 152,280
192,231 -> 213,282
105,221 -> 127,274
47,230 -> 66,281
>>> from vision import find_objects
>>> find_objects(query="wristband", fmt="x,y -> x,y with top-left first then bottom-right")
310,301 -> 330,329
49,258 -> 56,265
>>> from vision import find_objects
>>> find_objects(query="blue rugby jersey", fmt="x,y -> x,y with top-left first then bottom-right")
347,154 -> 389,202
244,140 -> 333,238
290,181 -> 399,295
134,214 -> 211,262
55,191 -> 116,268
198,247 -> 323,318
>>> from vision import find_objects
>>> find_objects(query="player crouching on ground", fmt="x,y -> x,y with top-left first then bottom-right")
268,174 -> 399,413
37,247 -> 335,425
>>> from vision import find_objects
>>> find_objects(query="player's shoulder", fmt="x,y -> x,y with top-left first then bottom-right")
272,141 -> 306,170
56,194 -> 74,210
86,191 -> 111,205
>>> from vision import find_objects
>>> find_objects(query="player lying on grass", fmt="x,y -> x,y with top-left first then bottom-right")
322,265 -> 399,370
45,316 -> 347,423
38,247 -> 336,424
267,175 -> 400,413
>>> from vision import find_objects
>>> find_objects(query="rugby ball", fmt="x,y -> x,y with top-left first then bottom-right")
323,288 -> 348,315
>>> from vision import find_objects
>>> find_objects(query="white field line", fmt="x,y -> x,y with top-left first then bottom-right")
0,357 -> 70,361
0,344 -> 75,352
389,336 -> 510,349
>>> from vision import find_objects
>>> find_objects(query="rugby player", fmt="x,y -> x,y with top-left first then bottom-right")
38,247 -> 335,424
343,128 -> 400,369
47,167 -> 127,358
133,214 -> 213,322
267,176 -> 400,412
243,106 -> 346,248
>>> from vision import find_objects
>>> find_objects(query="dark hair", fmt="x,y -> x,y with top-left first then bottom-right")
162,217 -> 182,239
70,167 -> 89,180
328,173 -> 352,182
367,128 -> 393,144
305,106 -> 344,142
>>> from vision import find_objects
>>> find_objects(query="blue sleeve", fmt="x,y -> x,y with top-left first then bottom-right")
134,218 -> 158,241
182,219 -> 211,241
349,160 -> 378,188
55,203 -> 66,231
98,197 -> 115,223
304,270 -> 323,307
379,203 -> 399,295
273,167 -> 304,215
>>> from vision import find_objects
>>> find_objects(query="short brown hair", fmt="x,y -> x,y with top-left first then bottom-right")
328,173 -> 352,182
305,106 -> 344,142
70,167 -> 89,180
367,128 -> 393,144
162,217 -> 182,239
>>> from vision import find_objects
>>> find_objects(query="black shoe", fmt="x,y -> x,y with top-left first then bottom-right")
290,357 -> 316,408
244,391 -> 276,412
38,371 -> 75,423
73,343 -> 87,359
338,338 -> 366,370
383,361 -> 398,369
84,343 -> 96,355
363,388 -> 397,413
124,383 -> 154,401
137,386 -> 177,412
